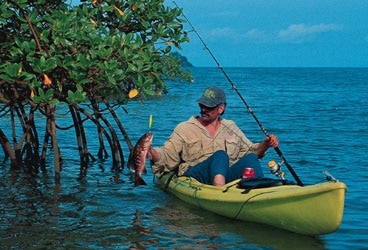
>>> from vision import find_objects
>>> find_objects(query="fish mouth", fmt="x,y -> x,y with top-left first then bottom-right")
146,134 -> 153,143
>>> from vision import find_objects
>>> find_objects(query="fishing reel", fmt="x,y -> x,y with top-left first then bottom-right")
268,160 -> 285,180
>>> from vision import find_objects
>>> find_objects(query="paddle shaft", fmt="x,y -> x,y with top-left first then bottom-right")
174,1 -> 303,186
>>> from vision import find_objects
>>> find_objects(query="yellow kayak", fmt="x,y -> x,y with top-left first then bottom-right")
154,172 -> 347,236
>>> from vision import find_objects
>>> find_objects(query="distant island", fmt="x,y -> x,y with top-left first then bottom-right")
171,52 -> 194,67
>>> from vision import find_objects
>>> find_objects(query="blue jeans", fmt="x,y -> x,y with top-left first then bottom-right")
184,150 -> 264,184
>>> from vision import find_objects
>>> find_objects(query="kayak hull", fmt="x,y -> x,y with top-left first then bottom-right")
155,173 -> 347,236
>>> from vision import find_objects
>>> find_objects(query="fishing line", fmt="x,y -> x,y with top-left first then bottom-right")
173,1 -> 303,186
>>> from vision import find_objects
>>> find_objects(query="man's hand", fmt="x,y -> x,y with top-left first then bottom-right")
264,134 -> 279,148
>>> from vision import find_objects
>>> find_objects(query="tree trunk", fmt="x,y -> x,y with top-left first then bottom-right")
46,105 -> 61,183
0,129 -> 18,169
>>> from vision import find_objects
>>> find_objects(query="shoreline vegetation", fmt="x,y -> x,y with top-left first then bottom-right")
0,0 -> 192,183
171,52 -> 194,67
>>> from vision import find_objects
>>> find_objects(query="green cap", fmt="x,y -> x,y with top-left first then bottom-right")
197,86 -> 226,107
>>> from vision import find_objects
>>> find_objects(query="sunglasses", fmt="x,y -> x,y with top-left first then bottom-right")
199,104 -> 219,111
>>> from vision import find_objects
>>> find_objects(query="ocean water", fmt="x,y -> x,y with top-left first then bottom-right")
0,67 -> 367,249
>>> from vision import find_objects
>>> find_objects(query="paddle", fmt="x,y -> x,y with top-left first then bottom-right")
173,1 -> 303,186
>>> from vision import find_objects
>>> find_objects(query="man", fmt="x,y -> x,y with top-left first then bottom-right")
148,86 -> 278,186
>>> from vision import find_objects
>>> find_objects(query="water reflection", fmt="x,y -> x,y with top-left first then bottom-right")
129,210 -> 153,249
143,196 -> 326,250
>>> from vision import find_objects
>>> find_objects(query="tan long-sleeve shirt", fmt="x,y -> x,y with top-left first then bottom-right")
151,116 -> 259,176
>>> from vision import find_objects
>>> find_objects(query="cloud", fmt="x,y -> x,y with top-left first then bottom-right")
208,27 -> 268,44
277,23 -> 342,43
209,27 -> 235,38
206,23 -> 343,45
208,27 -> 243,43
244,29 -> 268,41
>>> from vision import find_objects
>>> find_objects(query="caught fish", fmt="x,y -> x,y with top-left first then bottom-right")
128,132 -> 153,186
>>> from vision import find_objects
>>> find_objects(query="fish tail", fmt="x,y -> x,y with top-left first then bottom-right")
134,175 -> 147,186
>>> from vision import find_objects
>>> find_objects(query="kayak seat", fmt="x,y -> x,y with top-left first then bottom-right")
238,178 -> 295,193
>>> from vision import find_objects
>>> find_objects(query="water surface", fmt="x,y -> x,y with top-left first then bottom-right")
1,67 -> 367,249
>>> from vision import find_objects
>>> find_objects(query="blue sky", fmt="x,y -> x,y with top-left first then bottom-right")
166,0 -> 368,67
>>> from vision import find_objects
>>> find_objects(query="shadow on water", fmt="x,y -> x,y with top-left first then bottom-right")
136,194 -> 327,250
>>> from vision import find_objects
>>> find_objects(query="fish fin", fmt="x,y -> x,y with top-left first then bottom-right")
128,163 -> 135,173
127,152 -> 135,172
134,176 -> 147,187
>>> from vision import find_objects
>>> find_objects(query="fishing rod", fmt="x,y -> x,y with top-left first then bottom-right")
173,1 -> 303,186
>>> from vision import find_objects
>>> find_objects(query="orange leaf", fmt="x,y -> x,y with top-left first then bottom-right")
43,73 -> 52,86
128,89 -> 138,99
31,89 -> 35,98
90,18 -> 97,26
112,5 -> 124,16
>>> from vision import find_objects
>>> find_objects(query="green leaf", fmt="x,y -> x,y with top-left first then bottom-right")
48,99 -> 60,105
44,58 -> 57,71
4,63 -> 22,78
76,84 -> 83,92
143,89 -> 156,96
0,5 -> 14,19
107,75 -> 116,85
0,74 -> 12,82
32,95 -> 43,104
21,72 -> 36,82
38,88 -> 45,98
127,63 -> 138,72
66,90 -> 75,104
45,89 -> 54,99
74,91 -> 86,102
